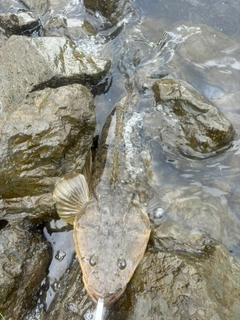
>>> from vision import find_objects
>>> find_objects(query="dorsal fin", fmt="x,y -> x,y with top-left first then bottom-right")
52,173 -> 90,224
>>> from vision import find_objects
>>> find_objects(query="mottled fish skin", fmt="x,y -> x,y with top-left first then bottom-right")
76,91 -> 153,305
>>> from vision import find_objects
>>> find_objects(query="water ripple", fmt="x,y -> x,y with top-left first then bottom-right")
209,2 -> 240,37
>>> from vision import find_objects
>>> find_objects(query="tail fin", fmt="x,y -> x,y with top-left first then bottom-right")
52,173 -> 90,224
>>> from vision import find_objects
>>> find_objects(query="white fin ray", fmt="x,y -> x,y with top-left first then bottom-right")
52,173 -> 90,224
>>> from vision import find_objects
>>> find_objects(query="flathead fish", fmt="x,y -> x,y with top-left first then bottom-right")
52,32 -> 169,305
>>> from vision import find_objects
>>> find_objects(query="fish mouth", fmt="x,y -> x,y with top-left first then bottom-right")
83,279 -> 126,305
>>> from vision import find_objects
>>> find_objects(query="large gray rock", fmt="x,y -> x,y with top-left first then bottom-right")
0,35 -> 110,111
0,34 -> 109,216
152,78 -> 234,159
0,84 -> 95,211
0,223 -> 51,320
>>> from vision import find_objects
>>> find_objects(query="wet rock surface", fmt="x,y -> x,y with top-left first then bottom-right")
0,11 -> 41,37
0,35 -> 110,110
39,257 -> 88,319
0,84 -> 95,199
0,193 -> 55,223
151,220 -> 215,254
152,78 -> 234,159
0,222 -> 51,320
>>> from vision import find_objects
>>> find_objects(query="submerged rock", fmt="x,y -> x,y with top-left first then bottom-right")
0,223 -> 51,320
137,18 -> 240,98
158,184 -> 240,251
84,0 -> 131,27
0,84 -> 95,209
174,23 -> 240,98
152,78 -> 234,159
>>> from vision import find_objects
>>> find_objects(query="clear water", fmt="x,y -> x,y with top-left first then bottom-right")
43,226 -> 75,310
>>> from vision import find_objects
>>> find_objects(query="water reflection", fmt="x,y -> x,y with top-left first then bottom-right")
136,0 -> 240,38
43,226 -> 75,310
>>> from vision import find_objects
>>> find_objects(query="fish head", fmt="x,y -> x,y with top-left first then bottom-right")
73,198 -> 151,305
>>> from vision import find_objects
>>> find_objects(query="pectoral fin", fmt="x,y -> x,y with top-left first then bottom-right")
52,173 -> 90,224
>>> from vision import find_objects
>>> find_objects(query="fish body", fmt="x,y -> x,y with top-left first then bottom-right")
53,91 -> 155,305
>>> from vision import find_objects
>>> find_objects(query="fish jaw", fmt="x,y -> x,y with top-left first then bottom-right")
83,280 -> 126,305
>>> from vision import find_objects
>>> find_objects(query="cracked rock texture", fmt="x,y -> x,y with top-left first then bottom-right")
0,84 -> 96,219
0,223 -> 51,320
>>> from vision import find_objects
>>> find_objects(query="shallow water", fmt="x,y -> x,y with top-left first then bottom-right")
136,0 -> 240,37
43,225 -> 75,310
2,0 -> 240,317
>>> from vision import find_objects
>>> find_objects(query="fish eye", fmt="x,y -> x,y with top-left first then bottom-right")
89,254 -> 98,266
117,258 -> 126,270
